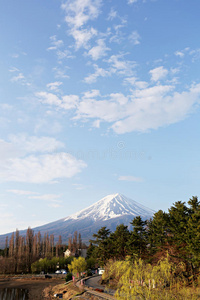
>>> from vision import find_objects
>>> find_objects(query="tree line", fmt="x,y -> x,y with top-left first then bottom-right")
1,195 -> 200,277
87,196 -> 200,277
0,229 -> 83,274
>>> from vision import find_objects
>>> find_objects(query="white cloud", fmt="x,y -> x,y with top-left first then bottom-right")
124,77 -> 148,89
77,83 -> 200,133
70,27 -> 97,49
29,194 -> 61,201
38,78 -> 200,134
118,175 -> 143,182
134,81 -> 149,89
28,194 -> 63,208
7,189 -> 38,196
107,8 -> 117,20
175,51 -> 184,58
34,119 -> 62,135
149,66 -> 168,82
84,54 -> 136,83
0,135 -> 86,184
88,39 -> 110,60
110,93 -> 128,105
92,119 -> 101,128
56,49 -> 74,60
62,0 -> 102,48
83,89 -> 100,99
10,72 -> 31,86
11,73 -> 25,82
0,153 -> 86,183
9,67 -> 19,72
107,54 -> 136,76
84,64 -> 110,83
112,84 -> 200,133
75,93 -> 128,122
47,81 -> 63,91
0,139 -> 21,161
189,48 -> 200,62
53,67 -> 70,79
36,92 -> 79,110
62,0 -> 102,28
62,95 -> 79,109
128,0 -> 138,3
8,134 -> 64,154
0,135 -> 64,162
123,77 -> 137,85
47,35 -> 64,51
129,31 -> 141,45
36,91 -> 61,106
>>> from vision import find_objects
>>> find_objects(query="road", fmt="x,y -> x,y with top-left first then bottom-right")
84,275 -> 115,296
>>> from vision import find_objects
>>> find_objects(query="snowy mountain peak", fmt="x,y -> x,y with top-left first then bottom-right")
64,193 -> 154,222
0,193 -> 155,247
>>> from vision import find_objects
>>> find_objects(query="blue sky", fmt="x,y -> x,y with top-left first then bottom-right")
1,0 -> 200,234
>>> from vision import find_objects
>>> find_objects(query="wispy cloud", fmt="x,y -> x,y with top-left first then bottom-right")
129,31 -> 141,45
87,39 -> 110,60
0,136 -> 87,184
61,0 -> 102,49
47,81 -> 63,91
9,67 -> 20,73
37,92 -> 79,110
53,67 -> 70,79
37,82 -> 200,134
128,0 -> 138,3
47,35 -> 64,51
107,8 -> 118,20
29,193 -> 61,201
0,152 -> 86,184
149,66 -> 168,82
70,27 -> 97,49
11,73 -> 25,82
107,54 -> 137,76
84,64 -> 111,83
62,0 -> 102,28
10,72 -> 31,86
7,189 -> 38,196
8,134 -> 64,154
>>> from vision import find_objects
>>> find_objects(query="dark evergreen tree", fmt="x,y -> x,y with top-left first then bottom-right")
186,209 -> 200,267
147,210 -> 169,255
90,226 -> 111,265
168,201 -> 189,246
109,224 -> 130,260
128,216 -> 147,258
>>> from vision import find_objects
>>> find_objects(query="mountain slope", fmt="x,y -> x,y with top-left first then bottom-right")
64,193 -> 154,221
0,193 -> 155,247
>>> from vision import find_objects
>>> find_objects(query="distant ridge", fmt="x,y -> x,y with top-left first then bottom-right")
0,193 -> 155,247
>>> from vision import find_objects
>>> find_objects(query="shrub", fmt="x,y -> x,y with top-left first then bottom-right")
65,272 -> 72,282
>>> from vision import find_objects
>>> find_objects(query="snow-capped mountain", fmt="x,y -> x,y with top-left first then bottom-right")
0,193 -> 155,247
64,193 -> 154,222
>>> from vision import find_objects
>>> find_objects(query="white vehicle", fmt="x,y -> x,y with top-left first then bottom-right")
55,270 -> 62,274
98,268 -> 105,275
61,269 -> 67,274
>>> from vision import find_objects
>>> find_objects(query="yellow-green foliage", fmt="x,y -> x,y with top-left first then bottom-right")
103,255 -> 200,300
102,258 -> 132,284
68,256 -> 87,277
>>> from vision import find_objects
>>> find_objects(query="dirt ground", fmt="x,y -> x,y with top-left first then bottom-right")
0,278 -> 64,299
